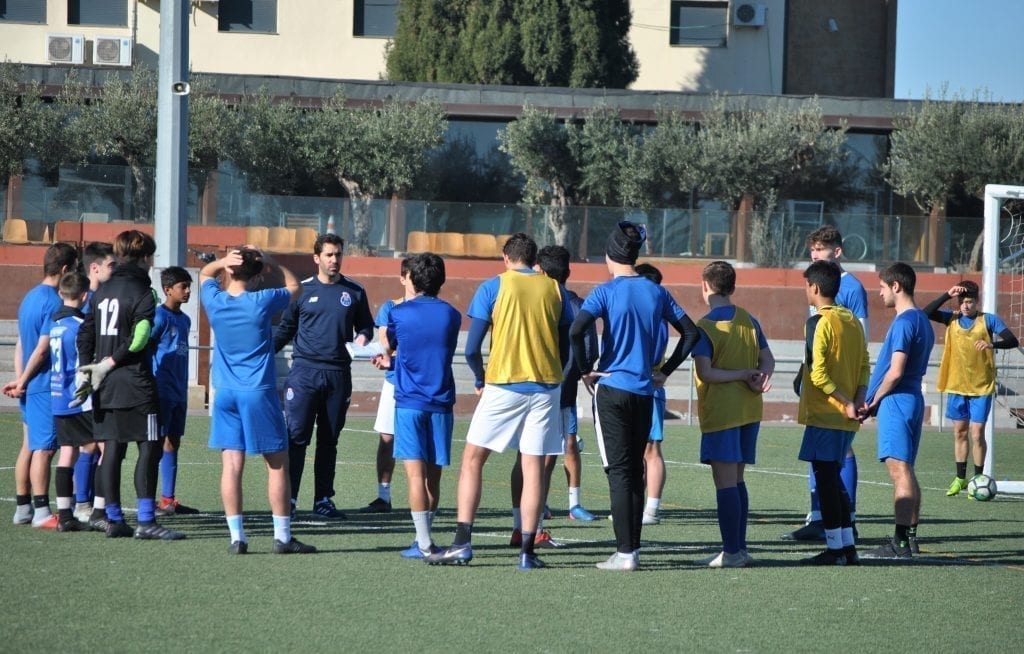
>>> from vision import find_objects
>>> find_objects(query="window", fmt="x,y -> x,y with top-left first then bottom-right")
354,0 -> 398,38
68,0 -> 127,26
219,0 -> 277,33
0,0 -> 46,23
670,1 -> 728,47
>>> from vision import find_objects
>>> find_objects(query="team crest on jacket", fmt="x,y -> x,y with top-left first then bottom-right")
340,292 -> 352,307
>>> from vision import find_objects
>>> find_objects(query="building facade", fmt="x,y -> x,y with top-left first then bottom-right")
1,1 -> 895,98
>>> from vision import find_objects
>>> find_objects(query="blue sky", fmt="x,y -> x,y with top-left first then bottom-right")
895,0 -> 1024,102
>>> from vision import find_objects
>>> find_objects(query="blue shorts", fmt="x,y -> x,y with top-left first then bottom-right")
876,392 -> 925,464
23,392 -> 56,451
159,399 -> 187,437
393,407 -> 453,466
210,387 -> 288,455
799,426 -> 856,463
649,392 -> 665,443
561,405 -> 578,436
945,393 -> 993,424
700,422 -> 759,464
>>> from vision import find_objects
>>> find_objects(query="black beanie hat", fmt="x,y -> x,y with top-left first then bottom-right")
606,221 -> 645,264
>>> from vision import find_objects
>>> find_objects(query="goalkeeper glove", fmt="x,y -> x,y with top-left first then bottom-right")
79,357 -> 116,390
68,371 -> 92,408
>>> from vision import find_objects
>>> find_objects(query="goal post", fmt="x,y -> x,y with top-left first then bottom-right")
982,183 -> 1024,493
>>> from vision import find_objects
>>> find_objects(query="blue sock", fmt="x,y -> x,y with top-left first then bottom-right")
105,503 -> 124,522
716,486 -> 742,554
160,450 -> 178,499
840,454 -> 858,513
808,462 -> 820,513
737,482 -> 749,550
138,497 -> 156,523
73,452 -> 95,503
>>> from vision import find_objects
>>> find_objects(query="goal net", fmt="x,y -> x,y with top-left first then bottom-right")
983,184 -> 1024,493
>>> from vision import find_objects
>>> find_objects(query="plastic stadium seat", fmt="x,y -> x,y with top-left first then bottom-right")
3,218 -> 29,244
293,227 -> 318,253
245,226 -> 269,250
406,230 -> 431,253
266,226 -> 295,253
465,233 -> 498,258
435,232 -> 466,257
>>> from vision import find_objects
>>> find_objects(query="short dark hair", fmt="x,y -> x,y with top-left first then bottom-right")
804,260 -> 841,299
400,256 -> 413,277
635,262 -> 663,285
113,230 -> 156,264
82,241 -> 113,269
314,233 -> 344,255
503,232 -> 537,268
409,253 -> 445,296
957,280 -> 979,300
58,271 -> 89,300
229,248 -> 264,281
806,225 -> 843,249
536,245 -> 570,284
880,262 -> 916,296
161,266 -> 193,290
702,260 -> 735,296
43,242 -> 78,277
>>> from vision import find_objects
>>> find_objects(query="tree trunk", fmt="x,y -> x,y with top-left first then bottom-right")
128,158 -> 151,221
734,193 -> 755,262
546,191 -> 572,249
339,177 -> 374,255
926,201 -> 947,266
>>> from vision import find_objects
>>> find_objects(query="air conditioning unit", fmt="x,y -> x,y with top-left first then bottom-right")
46,34 -> 85,65
733,3 -> 767,28
93,36 -> 133,66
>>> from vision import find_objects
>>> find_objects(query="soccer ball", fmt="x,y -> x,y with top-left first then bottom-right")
967,474 -> 998,501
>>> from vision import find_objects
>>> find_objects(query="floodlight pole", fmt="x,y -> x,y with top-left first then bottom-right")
153,0 -> 189,268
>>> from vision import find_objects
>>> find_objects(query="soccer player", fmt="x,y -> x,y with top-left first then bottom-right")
571,222 -> 699,571
861,262 -> 935,560
509,245 -> 597,549
371,253 -> 461,558
426,233 -> 572,570
73,241 -> 116,521
361,257 -> 415,514
635,263 -> 670,526
201,247 -> 315,554
152,266 -> 199,516
693,261 -> 775,568
540,245 -> 598,523
76,230 -> 184,540
792,261 -> 869,566
923,281 -> 1019,496
274,233 -> 375,519
4,242 -> 78,528
784,225 -> 868,542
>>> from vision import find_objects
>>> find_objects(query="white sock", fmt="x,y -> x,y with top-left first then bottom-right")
411,511 -> 431,549
568,487 -> 581,509
378,483 -> 391,503
825,528 -> 843,550
512,508 -> 521,530
841,527 -> 855,547
808,510 -> 823,522
645,497 -> 660,514
33,506 -> 52,521
226,514 -> 245,543
94,496 -> 106,510
57,496 -> 72,510
272,515 -> 291,543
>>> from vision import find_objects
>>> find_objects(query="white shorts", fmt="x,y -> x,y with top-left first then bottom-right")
373,380 -> 396,435
466,385 -> 564,456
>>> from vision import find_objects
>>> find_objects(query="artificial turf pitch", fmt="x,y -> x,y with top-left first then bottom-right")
2,411 -> 1023,652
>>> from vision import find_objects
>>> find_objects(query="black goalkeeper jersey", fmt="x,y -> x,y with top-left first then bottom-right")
77,263 -> 158,410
